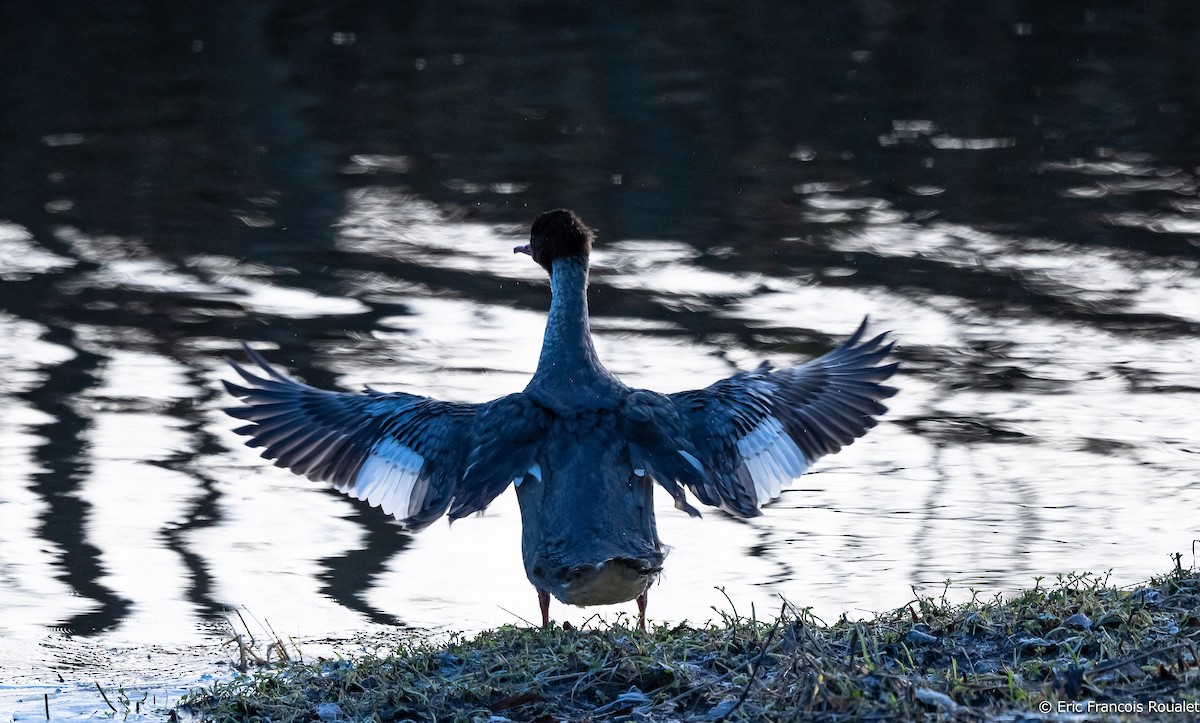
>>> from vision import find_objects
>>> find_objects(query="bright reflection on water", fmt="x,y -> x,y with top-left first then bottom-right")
1,10 -> 1199,709
5,183 -> 1198,644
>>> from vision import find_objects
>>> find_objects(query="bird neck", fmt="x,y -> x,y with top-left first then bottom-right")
539,256 -> 599,370
530,256 -> 621,405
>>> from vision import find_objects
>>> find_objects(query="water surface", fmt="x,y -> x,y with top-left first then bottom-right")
1,3 -> 1198,700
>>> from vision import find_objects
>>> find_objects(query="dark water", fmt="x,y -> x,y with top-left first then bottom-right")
2,1 -> 1198,664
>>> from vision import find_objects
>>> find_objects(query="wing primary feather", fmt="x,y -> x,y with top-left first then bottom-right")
223,346 -> 491,529
665,317 -> 896,516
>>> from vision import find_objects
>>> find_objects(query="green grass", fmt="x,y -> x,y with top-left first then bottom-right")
179,564 -> 1200,721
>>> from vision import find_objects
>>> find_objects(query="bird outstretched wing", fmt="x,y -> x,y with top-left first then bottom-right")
223,345 -> 544,531
664,319 -> 898,517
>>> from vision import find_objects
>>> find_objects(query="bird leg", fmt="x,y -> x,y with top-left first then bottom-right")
538,589 -> 551,628
636,590 -> 648,632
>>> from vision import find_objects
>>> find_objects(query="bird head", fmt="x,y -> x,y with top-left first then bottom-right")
515,209 -> 594,274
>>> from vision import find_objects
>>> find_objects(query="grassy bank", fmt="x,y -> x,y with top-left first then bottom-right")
180,565 -> 1200,721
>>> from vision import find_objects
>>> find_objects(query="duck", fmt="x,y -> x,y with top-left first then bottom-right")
223,209 -> 898,631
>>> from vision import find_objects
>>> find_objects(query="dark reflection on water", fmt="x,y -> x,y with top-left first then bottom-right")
22,336 -> 126,637
0,1 -> 1198,652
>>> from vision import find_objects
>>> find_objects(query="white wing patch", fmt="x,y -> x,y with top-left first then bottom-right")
352,438 -> 425,519
735,416 -> 811,505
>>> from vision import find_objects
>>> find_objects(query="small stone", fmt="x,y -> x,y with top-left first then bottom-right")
914,687 -> 958,712
905,629 -> 938,646
1063,612 -> 1093,630
1133,587 -> 1164,605
707,698 -> 738,719
316,702 -> 343,721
